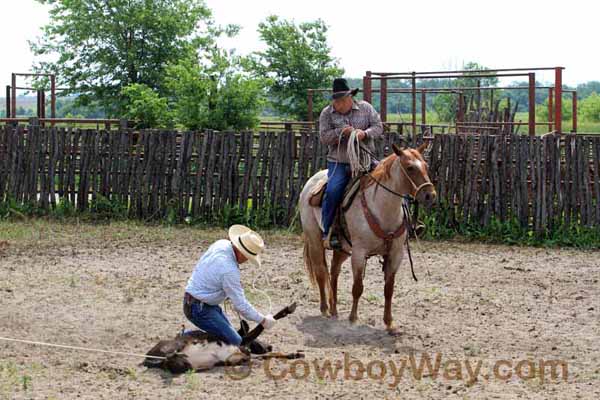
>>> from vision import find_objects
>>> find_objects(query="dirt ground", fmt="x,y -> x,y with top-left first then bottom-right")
0,220 -> 599,399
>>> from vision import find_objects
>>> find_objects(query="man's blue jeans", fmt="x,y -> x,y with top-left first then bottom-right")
185,301 -> 242,346
321,161 -> 351,236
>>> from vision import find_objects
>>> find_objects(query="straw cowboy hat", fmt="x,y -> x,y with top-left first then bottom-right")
228,225 -> 265,267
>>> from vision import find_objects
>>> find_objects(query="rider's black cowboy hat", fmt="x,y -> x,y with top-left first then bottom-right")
331,78 -> 359,100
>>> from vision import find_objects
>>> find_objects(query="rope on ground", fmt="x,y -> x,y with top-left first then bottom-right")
0,336 -> 166,360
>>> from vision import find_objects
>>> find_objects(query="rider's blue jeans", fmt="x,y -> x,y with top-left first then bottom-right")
321,161 -> 351,236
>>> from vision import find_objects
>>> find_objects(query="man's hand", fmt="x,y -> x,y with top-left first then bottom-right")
261,314 -> 276,330
356,129 -> 366,141
342,126 -> 353,137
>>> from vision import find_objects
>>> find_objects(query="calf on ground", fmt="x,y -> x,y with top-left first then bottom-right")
143,302 -> 302,373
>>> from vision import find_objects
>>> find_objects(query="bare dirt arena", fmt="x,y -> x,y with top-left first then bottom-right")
1,221 -> 599,399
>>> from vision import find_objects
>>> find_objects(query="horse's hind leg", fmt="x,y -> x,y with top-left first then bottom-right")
349,251 -> 367,324
329,250 -> 349,319
304,235 -> 330,316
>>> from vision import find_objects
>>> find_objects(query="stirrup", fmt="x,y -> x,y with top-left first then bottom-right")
323,230 -> 342,250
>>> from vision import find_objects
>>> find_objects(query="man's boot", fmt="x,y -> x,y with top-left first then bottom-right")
323,229 -> 342,250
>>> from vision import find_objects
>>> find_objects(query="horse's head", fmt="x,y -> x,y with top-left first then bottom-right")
391,143 -> 437,207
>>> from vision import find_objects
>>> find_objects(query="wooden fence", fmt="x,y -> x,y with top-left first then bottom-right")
1,123 -> 599,232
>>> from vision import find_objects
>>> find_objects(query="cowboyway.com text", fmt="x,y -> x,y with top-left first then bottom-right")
225,352 -> 568,387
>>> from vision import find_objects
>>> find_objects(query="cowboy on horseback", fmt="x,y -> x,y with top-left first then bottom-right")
319,78 -> 383,249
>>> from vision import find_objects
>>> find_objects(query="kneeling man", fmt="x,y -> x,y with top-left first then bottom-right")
183,225 -> 276,345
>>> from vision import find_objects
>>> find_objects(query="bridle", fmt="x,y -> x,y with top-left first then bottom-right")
397,161 -> 435,201
360,144 -> 434,202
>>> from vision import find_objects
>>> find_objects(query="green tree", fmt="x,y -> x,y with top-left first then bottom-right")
580,92 -> 600,122
121,84 -> 173,128
577,81 -> 600,99
163,50 -> 265,130
30,0 -> 226,116
432,62 -> 498,122
536,98 -> 573,121
252,16 -> 343,120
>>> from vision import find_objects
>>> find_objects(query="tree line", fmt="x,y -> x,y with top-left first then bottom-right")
20,1 -> 600,126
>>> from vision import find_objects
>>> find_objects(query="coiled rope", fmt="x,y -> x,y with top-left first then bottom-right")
346,129 -> 371,177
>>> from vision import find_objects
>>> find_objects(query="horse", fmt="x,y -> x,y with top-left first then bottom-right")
298,143 -> 436,335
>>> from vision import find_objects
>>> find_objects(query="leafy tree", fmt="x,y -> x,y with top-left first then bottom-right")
121,84 -> 173,128
501,81 -> 548,112
15,106 -> 34,117
55,98 -> 106,118
431,62 -> 498,122
580,92 -> 600,122
252,16 -> 343,120
536,98 -> 573,121
432,93 -> 456,122
577,81 -> 600,99
30,0 -> 226,116
164,50 -> 265,130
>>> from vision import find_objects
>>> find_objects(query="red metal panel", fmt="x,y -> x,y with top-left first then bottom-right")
572,92 -> 577,133
50,74 -> 56,120
11,74 -> 16,118
554,67 -> 563,134
380,78 -> 387,122
363,71 -> 372,104
528,73 -> 536,136
421,91 -> 427,125
5,86 -> 10,118
411,74 -> 416,138
548,88 -> 553,132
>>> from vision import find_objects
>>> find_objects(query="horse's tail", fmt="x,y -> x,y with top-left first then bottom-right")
302,233 -> 330,292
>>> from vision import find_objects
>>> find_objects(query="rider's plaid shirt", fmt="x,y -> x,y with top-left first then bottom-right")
319,99 -> 383,164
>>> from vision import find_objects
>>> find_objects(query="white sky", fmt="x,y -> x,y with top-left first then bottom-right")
1,0 -> 598,91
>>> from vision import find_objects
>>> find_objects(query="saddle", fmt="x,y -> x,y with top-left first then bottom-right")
308,174 -> 364,251
308,175 -> 362,210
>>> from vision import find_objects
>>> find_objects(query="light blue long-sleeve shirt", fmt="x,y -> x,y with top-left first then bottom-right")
185,239 -> 264,323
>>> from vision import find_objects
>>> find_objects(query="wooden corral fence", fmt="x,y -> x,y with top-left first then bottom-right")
427,134 -> 600,234
0,123 -> 599,232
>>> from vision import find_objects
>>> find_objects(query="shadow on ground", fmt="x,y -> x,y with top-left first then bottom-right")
295,315 -> 420,353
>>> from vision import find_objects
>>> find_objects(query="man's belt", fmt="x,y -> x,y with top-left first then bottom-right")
184,292 -> 205,306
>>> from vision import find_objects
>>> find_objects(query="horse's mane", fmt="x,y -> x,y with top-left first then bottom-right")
367,153 -> 398,185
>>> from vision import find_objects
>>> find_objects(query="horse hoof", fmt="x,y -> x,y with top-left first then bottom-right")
321,310 -> 330,318
386,327 -> 402,336
329,312 -> 338,320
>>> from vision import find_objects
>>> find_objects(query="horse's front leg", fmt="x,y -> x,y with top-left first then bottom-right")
349,251 -> 367,324
384,240 -> 405,335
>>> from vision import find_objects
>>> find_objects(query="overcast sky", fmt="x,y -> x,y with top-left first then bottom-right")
1,0 -> 598,91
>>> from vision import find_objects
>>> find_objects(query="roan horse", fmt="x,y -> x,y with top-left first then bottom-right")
299,143 -> 436,334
